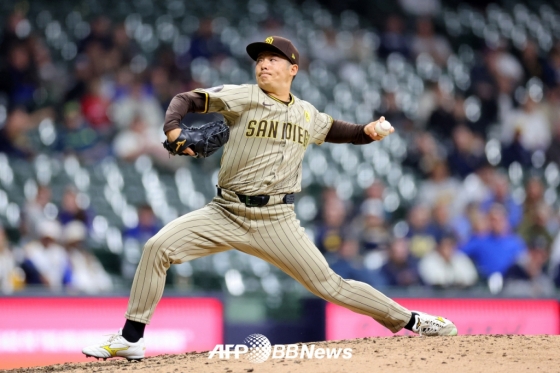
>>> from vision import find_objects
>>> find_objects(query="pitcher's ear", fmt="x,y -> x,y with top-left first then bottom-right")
290,64 -> 298,76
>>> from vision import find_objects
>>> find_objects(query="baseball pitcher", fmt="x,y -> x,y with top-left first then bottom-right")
83,36 -> 457,361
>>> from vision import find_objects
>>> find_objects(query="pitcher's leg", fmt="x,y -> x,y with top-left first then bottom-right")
250,207 -> 410,333
83,201 -> 254,360
126,204 -> 246,323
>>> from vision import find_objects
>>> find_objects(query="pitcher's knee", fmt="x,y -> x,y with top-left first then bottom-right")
307,271 -> 346,301
141,235 -> 172,269
144,235 -> 160,251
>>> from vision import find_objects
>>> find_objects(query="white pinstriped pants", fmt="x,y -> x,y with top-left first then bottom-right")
125,188 -> 411,332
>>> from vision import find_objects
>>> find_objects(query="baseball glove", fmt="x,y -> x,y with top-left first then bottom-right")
162,120 -> 230,158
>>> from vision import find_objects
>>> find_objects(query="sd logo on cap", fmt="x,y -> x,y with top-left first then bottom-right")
246,36 -> 300,65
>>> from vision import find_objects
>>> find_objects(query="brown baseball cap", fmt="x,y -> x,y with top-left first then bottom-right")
246,36 -> 299,65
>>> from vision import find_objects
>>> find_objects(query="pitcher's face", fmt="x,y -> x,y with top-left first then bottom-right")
255,52 -> 297,91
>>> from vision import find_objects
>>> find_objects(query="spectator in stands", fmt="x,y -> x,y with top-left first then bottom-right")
379,238 -> 421,286
548,217 -> 560,284
452,202 -> 491,246
543,86 -> 560,135
310,28 -> 345,67
320,187 -> 340,210
357,180 -> 392,221
354,198 -> 391,251
20,220 -> 70,290
378,15 -> 410,59
403,132 -> 444,178
406,204 -> 436,258
82,45 -> 113,80
0,11 -> 26,57
64,220 -> 112,293
469,49 -> 500,136
518,202 -> 554,250
315,196 -> 347,255
447,125 -> 486,179
80,79 -> 112,134
79,16 -> 113,53
30,35 -> 64,95
55,101 -> 108,163
461,204 -> 526,279
113,115 -> 172,167
469,208 -> 490,238
0,108 -> 34,157
64,55 -> 94,102
0,226 -> 19,294
457,161 -> 495,206
419,232 -> 478,288
364,180 -> 386,201
550,45 -> 560,86
188,18 -> 230,61
111,79 -> 165,131
123,205 -> 161,245
330,237 -> 385,287
520,177 -> 545,229
503,236 -> 555,297
426,84 -> 458,140
519,40 -> 555,88
315,187 -> 342,226
112,67 -> 135,100
416,81 -> 438,126
353,30 -> 379,63
496,73 -> 516,126
545,123 -> 560,165
426,201 -> 452,243
453,95 -> 467,125
417,160 -> 461,210
23,184 -> 53,239
480,173 -> 523,229
149,66 -> 176,112
112,23 -> 140,66
495,40 -> 524,83
501,91 -> 551,152
0,43 -> 39,110
553,264 -> 560,289
500,128 -> 533,168
410,17 -> 451,66
58,187 -> 91,227
445,162 -> 493,227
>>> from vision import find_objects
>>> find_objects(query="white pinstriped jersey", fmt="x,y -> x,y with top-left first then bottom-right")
193,84 -> 333,195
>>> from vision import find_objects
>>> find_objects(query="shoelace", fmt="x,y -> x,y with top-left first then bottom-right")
418,318 -> 445,336
102,333 -> 123,344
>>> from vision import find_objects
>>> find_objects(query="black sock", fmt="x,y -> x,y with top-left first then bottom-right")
404,312 -> 419,331
122,319 -> 146,343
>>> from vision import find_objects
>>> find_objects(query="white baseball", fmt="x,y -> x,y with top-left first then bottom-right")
374,120 -> 392,136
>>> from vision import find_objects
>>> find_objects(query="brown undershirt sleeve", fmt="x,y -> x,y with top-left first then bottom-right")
325,119 -> 374,145
163,91 -> 207,134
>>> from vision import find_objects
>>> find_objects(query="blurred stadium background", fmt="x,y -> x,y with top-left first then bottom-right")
1,0 -> 560,368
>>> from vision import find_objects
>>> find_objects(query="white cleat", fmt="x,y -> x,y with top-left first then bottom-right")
411,311 -> 458,336
82,329 -> 145,361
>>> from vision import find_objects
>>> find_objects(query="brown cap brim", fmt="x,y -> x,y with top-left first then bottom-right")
246,42 -> 295,64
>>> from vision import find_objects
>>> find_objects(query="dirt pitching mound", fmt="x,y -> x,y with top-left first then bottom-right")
6,335 -> 558,373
